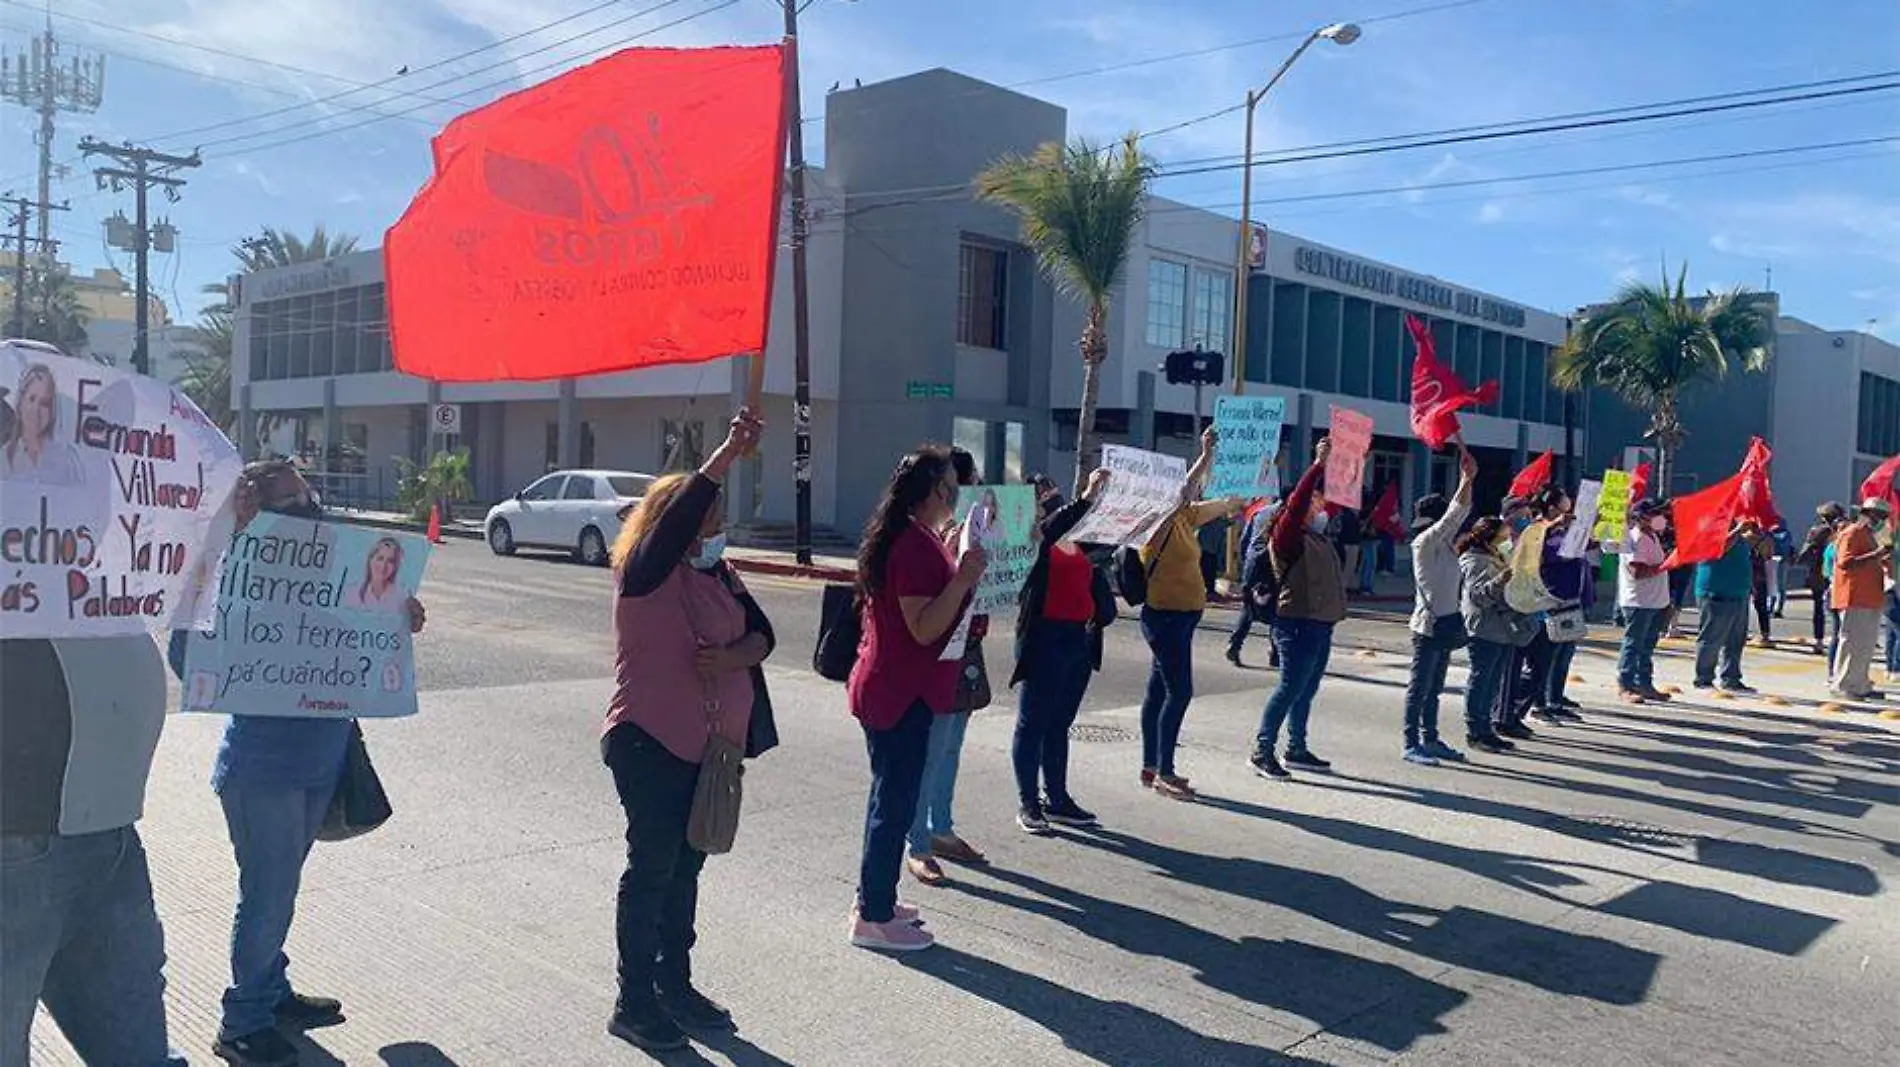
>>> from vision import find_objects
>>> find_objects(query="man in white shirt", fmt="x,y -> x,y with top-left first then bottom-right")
1609,500 -> 1673,703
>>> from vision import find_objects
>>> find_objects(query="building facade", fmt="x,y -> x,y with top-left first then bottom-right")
230,68 -> 1574,537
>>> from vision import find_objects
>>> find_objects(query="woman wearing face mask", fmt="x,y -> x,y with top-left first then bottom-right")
904,448 -> 991,884
1249,438 -> 1346,780
1519,486 -> 1590,727
171,460 -> 428,1067
1611,500 -> 1673,704
1458,516 -> 1531,755
600,409 -> 774,1052
847,447 -> 985,952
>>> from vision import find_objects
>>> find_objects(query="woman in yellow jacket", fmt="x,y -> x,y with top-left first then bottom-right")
1137,427 -> 1243,801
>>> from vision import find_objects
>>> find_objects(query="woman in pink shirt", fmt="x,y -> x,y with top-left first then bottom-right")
846,447 -> 986,952
602,409 -> 773,1053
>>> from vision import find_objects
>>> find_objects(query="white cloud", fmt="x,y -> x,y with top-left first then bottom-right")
227,160 -> 280,197
1476,201 -> 1505,224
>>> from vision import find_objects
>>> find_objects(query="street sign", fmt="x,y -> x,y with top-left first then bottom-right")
430,403 -> 462,436
905,380 -> 954,400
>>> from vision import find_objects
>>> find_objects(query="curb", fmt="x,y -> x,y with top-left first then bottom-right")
729,557 -> 856,583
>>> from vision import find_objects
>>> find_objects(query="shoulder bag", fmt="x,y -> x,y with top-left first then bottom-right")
954,636 -> 992,712
813,582 -> 862,683
1116,516 -> 1179,608
316,723 -> 393,843
681,572 -> 746,855
1545,602 -> 1588,643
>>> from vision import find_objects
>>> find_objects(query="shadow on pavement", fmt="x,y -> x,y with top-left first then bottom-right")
1065,829 -> 1659,1009
380,1043 -> 465,1067
1592,882 -> 1837,955
904,944 -> 1337,1065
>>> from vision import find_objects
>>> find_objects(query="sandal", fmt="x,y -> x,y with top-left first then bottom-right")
906,855 -> 946,886
929,834 -> 988,865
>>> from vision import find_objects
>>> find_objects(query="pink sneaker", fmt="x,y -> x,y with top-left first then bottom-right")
849,915 -> 935,952
848,902 -> 922,925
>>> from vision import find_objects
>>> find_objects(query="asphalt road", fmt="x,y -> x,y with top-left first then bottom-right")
32,538 -> 1900,1066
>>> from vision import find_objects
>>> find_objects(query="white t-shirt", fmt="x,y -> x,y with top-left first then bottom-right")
1617,527 -> 1670,610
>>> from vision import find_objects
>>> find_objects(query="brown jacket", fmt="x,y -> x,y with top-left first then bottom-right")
1274,529 -> 1349,624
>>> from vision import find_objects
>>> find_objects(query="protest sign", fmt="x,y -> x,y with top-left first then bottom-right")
0,342 -> 241,638
1560,479 -> 1602,559
180,516 -> 431,719
1209,395 -> 1286,499
1063,445 -> 1188,548
1594,469 -> 1633,541
1324,406 -> 1374,509
958,485 -> 1039,615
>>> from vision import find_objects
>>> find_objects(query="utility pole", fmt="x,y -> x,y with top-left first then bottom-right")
79,139 -> 199,376
779,0 -> 817,565
2,192 -> 67,338
1,19 -> 105,249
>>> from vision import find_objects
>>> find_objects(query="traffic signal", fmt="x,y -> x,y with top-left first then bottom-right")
1163,348 -> 1225,386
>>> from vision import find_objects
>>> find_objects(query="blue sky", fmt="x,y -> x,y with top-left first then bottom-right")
4,0 -> 1898,337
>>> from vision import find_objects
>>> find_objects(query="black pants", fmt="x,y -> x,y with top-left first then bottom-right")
856,701 -> 932,923
1507,631 -> 1555,720
603,722 -> 705,1012
1013,623 -> 1092,806
1811,582 -> 1829,642
1753,582 -> 1772,639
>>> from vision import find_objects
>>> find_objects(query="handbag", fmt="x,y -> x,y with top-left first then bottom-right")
953,638 -> 992,712
1429,611 -> 1470,650
316,724 -> 393,842
680,578 -> 746,854
1545,604 -> 1588,643
1116,517 -> 1178,608
813,583 -> 861,683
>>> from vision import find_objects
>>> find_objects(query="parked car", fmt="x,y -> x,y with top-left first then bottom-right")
485,469 -> 656,565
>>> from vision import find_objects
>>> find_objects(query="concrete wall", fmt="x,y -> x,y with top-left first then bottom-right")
1773,321 -> 1900,525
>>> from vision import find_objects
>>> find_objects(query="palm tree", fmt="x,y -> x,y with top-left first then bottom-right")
235,225 -> 360,272
976,134 -> 1155,491
8,264 -> 90,351
1553,262 -> 1771,496
177,306 -> 234,430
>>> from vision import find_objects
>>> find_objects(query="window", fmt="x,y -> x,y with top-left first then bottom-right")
957,243 -> 1008,349
1860,372 -> 1900,456
953,417 -> 988,480
608,475 -> 655,498
1145,259 -> 1187,348
561,476 -> 599,500
521,474 -> 564,501
1190,269 -> 1233,353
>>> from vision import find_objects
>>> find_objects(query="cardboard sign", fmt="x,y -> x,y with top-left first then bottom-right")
1561,479 -> 1602,559
957,485 -> 1039,616
180,516 -> 431,719
0,342 -> 242,637
1324,406 -> 1374,509
1063,445 -> 1188,548
1594,469 -> 1633,541
1209,395 -> 1286,499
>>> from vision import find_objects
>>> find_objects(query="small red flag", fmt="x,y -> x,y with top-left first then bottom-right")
1860,454 -> 1900,507
1369,481 -> 1405,539
386,45 -> 791,382
1405,314 -> 1499,449
1630,461 -> 1653,501
1662,473 -> 1744,569
1734,436 -> 1778,526
1509,450 -> 1554,501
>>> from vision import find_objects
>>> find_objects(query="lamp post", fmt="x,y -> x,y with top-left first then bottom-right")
1230,22 -> 1361,396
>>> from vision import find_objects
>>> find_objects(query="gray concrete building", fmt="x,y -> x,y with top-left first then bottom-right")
230,67 -> 1576,539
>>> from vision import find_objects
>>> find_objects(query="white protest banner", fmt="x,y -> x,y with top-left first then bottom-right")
1062,445 -> 1187,548
1209,395 -> 1286,499
1560,479 -> 1602,559
1324,406 -> 1374,510
180,516 -> 431,718
0,341 -> 242,637
1594,469 -> 1633,541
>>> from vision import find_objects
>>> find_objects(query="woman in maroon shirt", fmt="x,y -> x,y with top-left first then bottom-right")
845,447 -> 986,952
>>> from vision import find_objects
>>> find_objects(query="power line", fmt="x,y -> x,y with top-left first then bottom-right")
190,0 -> 704,152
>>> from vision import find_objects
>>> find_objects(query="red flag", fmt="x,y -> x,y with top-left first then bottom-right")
1734,436 -> 1778,526
1369,481 -> 1404,539
1509,450 -> 1554,500
1630,461 -> 1653,501
1860,454 -> 1900,507
386,45 -> 791,382
1406,314 -> 1499,448
1662,473 -> 1744,569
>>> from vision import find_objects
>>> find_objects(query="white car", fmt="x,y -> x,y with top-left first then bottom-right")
485,469 -> 656,566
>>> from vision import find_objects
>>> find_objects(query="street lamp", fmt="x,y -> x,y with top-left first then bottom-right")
1230,22 -> 1361,395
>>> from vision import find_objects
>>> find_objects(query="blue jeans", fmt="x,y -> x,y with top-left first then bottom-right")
1139,607 -> 1202,777
908,711 -> 972,856
1013,623 -> 1092,806
1465,639 -> 1513,739
1618,607 -> 1666,691
1,827 -> 188,1067
1255,618 -> 1335,753
1546,641 -> 1578,705
220,779 -> 337,1040
1695,598 -> 1749,687
1403,629 -> 1457,748
1357,544 -> 1377,591
857,701 -> 932,924
1884,591 -> 1900,673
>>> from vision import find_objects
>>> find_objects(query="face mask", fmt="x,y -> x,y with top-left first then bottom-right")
689,533 -> 727,570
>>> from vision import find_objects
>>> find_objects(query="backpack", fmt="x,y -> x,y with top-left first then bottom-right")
1116,518 -> 1179,608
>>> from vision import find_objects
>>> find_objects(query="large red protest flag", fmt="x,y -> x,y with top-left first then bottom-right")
1405,314 -> 1499,448
1369,481 -> 1405,539
1734,436 -> 1778,526
1509,450 -> 1554,501
1662,473 -> 1743,569
386,45 -> 791,382
1861,454 -> 1900,507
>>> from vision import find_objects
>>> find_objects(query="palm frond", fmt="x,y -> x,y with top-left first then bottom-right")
974,134 -> 1155,305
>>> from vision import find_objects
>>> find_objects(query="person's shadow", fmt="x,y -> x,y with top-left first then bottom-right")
906,946 -> 1333,1066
